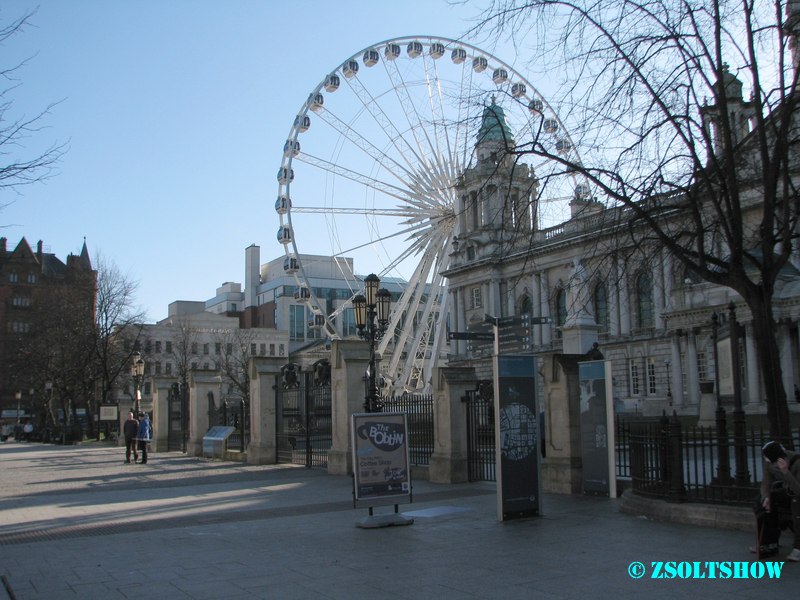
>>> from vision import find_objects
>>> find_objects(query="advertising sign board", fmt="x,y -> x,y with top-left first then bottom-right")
351,412 -> 411,508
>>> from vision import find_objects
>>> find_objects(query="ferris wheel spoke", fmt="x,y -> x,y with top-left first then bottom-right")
382,242 -> 440,378
343,73 -> 429,175
401,241 -> 449,390
325,220 -> 433,260
382,59 -> 443,177
420,55 -> 457,185
296,152 -> 422,205
314,107 -> 420,188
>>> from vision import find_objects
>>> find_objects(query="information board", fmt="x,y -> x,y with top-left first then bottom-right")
351,412 -> 411,508
494,355 -> 541,521
99,406 -> 118,421
202,426 -> 236,459
578,360 -> 616,497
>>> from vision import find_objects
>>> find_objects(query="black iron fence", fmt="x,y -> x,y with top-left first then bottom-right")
275,364 -> 332,468
616,413 -> 800,505
209,396 -> 249,454
464,385 -> 496,482
382,394 -> 434,466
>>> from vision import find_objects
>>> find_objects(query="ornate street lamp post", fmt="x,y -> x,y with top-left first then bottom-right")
353,273 -> 391,413
130,351 -> 145,416
45,381 -> 53,427
15,390 -> 21,425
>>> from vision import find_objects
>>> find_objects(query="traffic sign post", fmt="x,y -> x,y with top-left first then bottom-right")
447,332 -> 495,341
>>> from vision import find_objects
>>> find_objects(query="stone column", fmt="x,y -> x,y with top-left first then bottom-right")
669,334 -> 684,408
662,253 -> 674,312
150,377 -> 173,452
186,370 -> 221,457
457,287 -> 467,355
449,287 -> 460,355
608,268 -> 620,336
745,324 -> 762,407
654,252 -> 665,330
618,263 -> 631,335
247,356 -> 285,465
532,273 -> 542,346
686,330 -> 700,408
428,366 -> 476,483
540,272 -> 552,345
327,340 -> 372,475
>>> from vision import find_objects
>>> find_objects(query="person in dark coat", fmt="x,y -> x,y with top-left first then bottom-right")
753,441 -> 800,560
123,412 -> 139,464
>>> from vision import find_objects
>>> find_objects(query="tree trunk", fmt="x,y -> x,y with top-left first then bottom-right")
747,294 -> 793,448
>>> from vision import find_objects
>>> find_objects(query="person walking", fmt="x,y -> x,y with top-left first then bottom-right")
753,441 -> 800,560
123,412 -> 139,463
136,412 -> 152,465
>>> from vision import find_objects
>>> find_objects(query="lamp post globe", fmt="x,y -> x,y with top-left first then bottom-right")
131,351 -> 145,415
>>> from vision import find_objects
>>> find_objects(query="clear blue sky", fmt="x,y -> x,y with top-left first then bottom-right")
1,1 -> 519,321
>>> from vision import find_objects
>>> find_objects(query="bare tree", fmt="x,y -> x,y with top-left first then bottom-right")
469,0 -> 800,442
214,328 -> 255,404
0,9 -> 66,204
168,319 -> 200,390
92,254 -> 145,434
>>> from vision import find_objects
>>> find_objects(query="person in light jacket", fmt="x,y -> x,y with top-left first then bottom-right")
136,412 -> 152,465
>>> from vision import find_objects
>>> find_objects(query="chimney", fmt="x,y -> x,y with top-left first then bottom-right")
245,244 -> 260,309
37,240 -> 43,262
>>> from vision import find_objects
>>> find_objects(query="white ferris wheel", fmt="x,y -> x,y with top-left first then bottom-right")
276,36 -> 583,393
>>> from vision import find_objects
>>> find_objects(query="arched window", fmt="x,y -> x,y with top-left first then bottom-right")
636,272 -> 654,329
519,294 -> 531,315
593,283 -> 608,331
555,288 -> 567,327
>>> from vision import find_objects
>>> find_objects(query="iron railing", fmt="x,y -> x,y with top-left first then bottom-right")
275,369 -> 332,468
209,397 -> 249,454
382,394 -> 434,466
464,387 -> 496,482
616,413 -> 800,505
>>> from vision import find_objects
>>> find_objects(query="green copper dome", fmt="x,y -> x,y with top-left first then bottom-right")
476,97 -> 514,144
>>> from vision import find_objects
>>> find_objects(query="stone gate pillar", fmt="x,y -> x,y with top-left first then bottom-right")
150,377 -> 172,452
327,340 -> 372,475
429,366 -> 476,483
543,354 -> 587,494
186,371 -> 221,457
247,356 -> 285,465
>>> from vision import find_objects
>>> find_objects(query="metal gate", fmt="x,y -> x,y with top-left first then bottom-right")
382,394 -> 434,466
167,382 -> 188,452
208,394 -> 249,453
464,381 -> 495,482
275,361 -> 332,467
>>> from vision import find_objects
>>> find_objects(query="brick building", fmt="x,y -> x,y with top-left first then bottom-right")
0,237 -> 96,419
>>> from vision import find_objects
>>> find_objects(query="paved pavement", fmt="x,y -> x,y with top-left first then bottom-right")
0,442 -> 796,600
